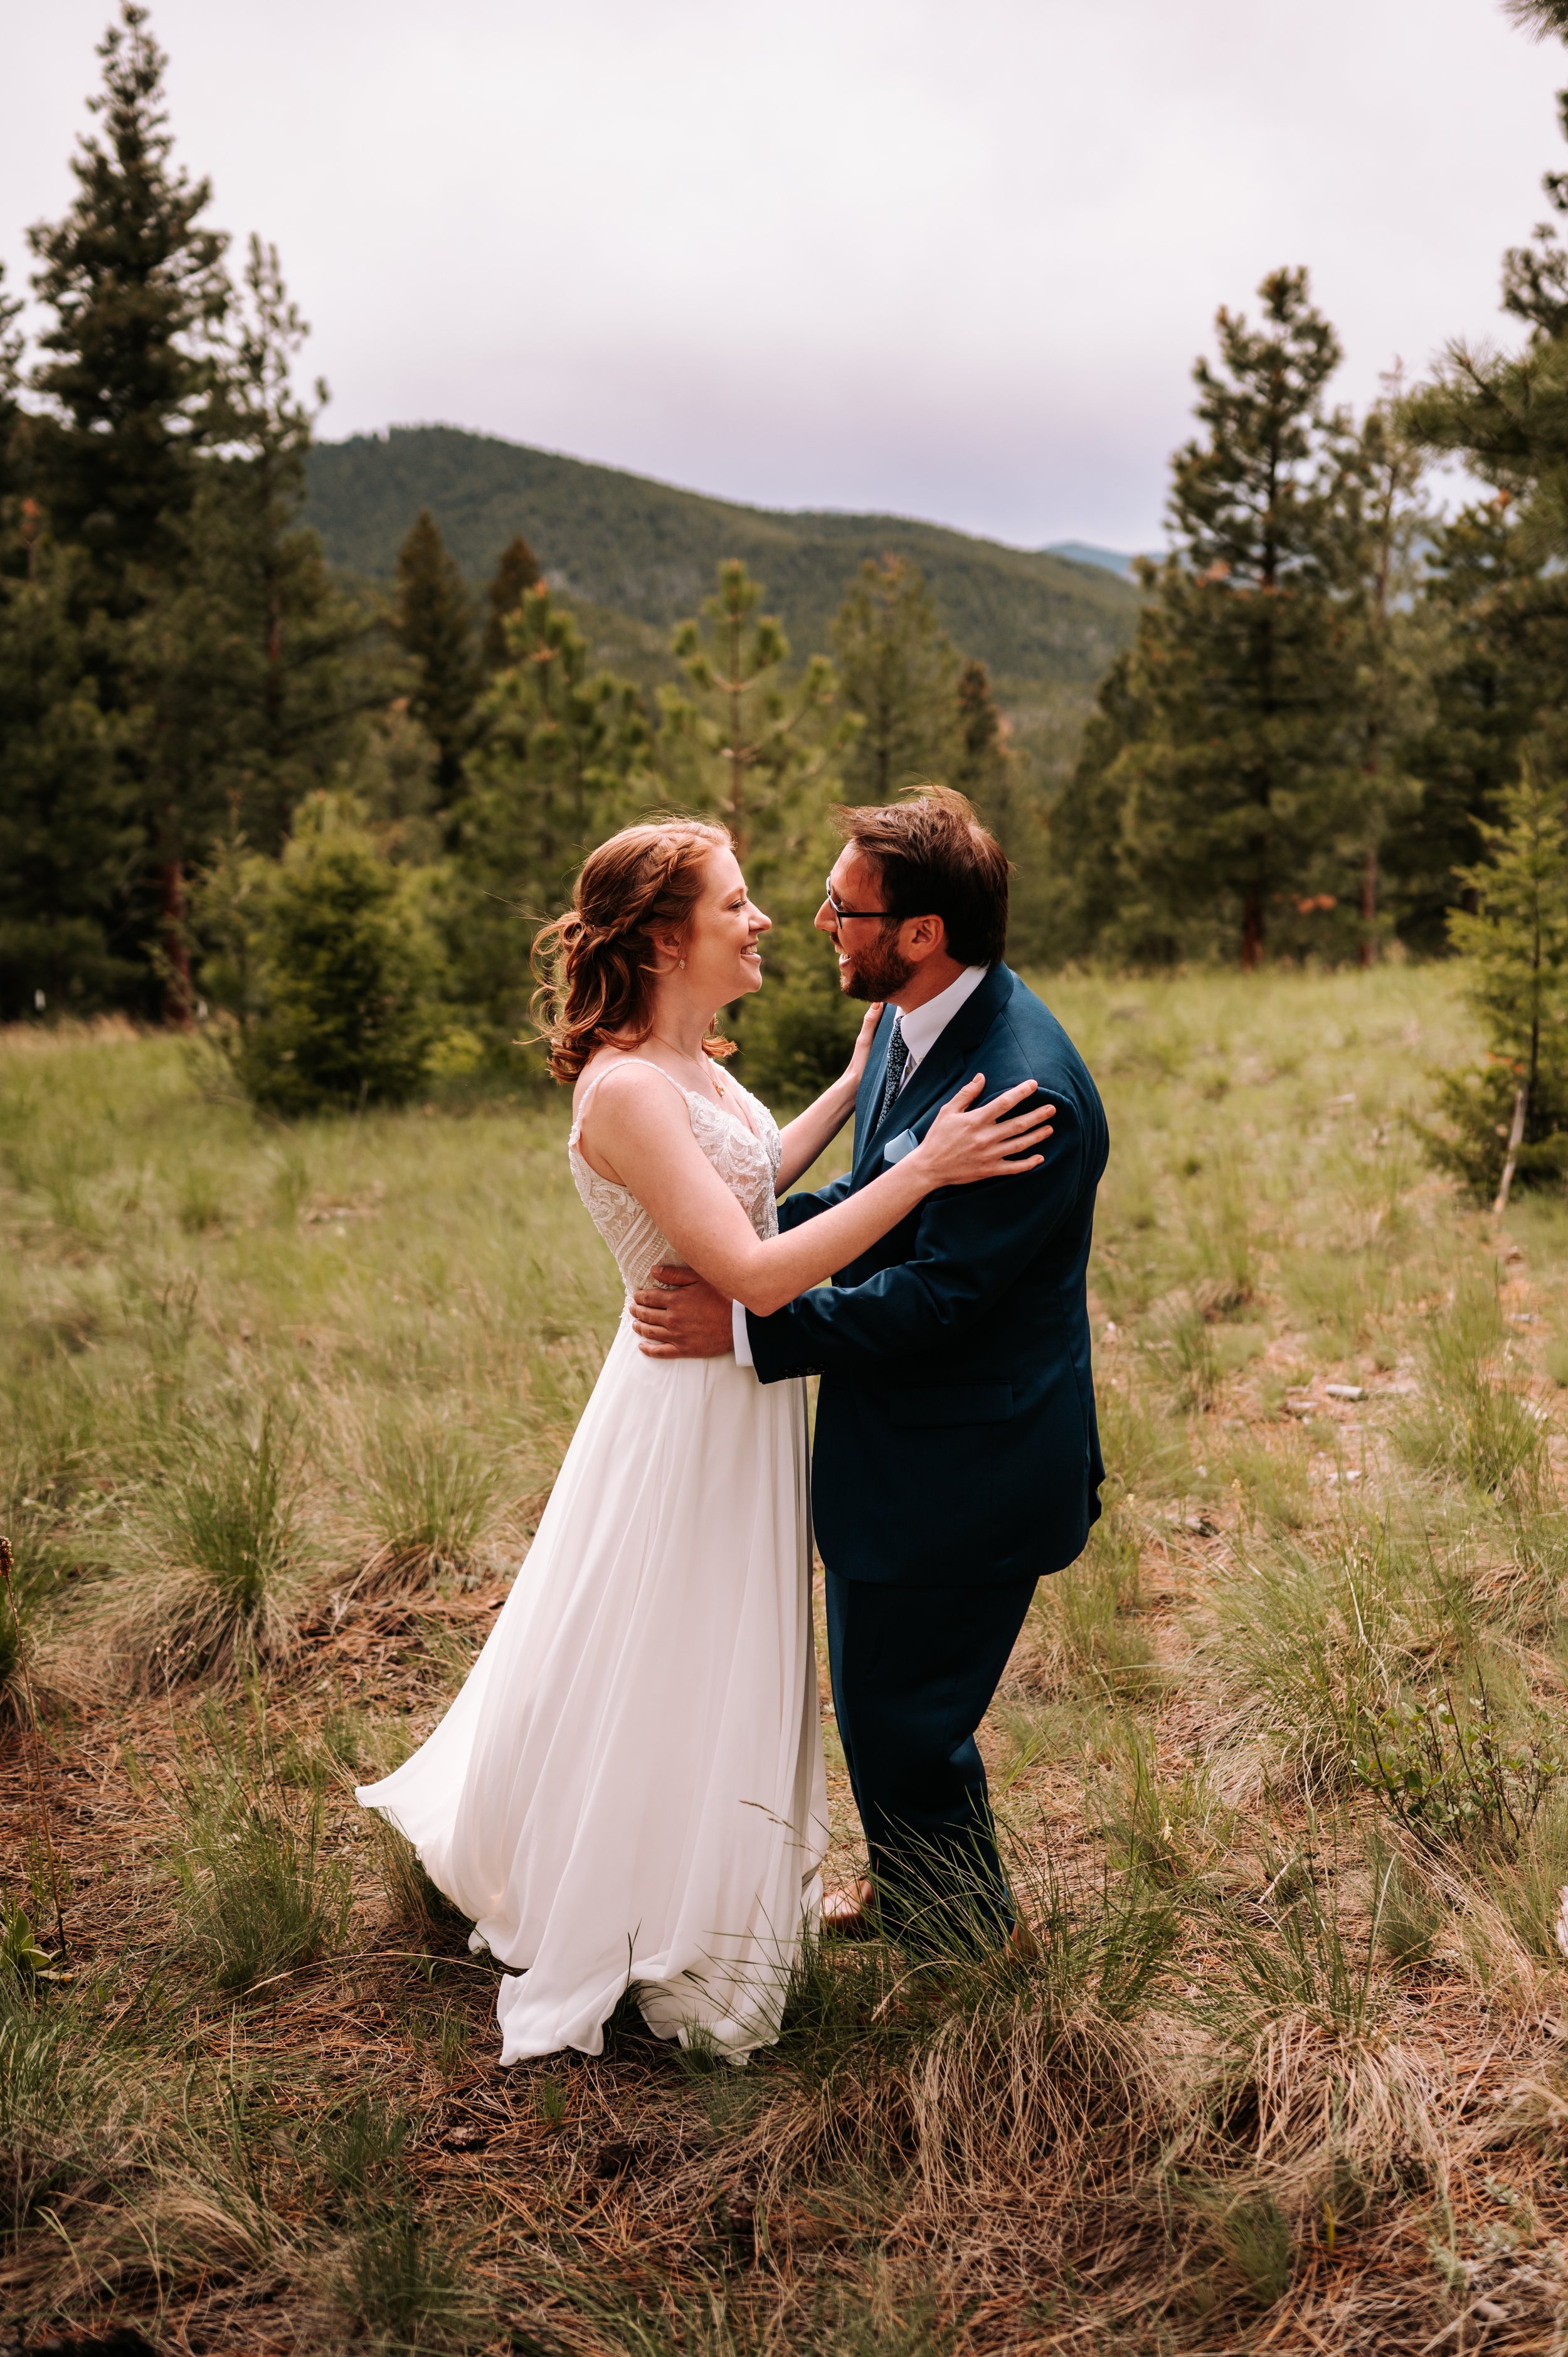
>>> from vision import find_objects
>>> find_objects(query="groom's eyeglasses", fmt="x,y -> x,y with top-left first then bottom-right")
824,877 -> 894,923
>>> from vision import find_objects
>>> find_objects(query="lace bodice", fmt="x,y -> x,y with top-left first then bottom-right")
568,1071 -> 781,1302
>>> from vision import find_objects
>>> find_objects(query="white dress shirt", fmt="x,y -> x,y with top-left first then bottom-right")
732,964 -> 991,1366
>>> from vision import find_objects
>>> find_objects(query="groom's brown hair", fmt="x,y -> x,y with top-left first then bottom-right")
837,785 -> 1010,967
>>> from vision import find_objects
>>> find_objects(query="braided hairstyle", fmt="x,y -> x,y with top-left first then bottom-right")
531,820 -> 738,1083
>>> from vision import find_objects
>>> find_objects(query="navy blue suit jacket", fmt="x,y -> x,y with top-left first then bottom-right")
745,964 -> 1108,1587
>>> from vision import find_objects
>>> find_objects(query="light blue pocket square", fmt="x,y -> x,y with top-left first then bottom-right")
882,1127 -> 919,1166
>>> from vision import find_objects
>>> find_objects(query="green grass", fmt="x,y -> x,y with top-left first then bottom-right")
8,966 -> 1568,2352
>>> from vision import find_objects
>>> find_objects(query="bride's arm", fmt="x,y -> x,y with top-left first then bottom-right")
582,1063 -> 1053,1319
772,1004 -> 883,1193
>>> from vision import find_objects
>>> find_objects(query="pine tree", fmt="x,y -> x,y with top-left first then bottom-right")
1050,652 -> 1170,962
1505,3 -> 1568,37
1394,58 -> 1568,974
450,583 -> 654,1053
662,560 -> 845,865
831,556 -> 958,800
1109,269 -> 1369,967
1345,387 -> 1429,963
23,3 -> 232,1016
661,560 -> 856,1097
1416,755 -> 1568,1201
483,533 -> 542,669
1405,67 -> 1568,545
0,263 -> 23,516
28,3 -> 228,609
194,237 -> 368,850
952,658 -> 1013,842
0,533 -> 132,1020
103,237 -> 371,1016
0,258 -> 134,1018
1453,755 -> 1568,1114
395,509 -> 480,809
1385,497 -> 1553,953
198,792 -> 446,1117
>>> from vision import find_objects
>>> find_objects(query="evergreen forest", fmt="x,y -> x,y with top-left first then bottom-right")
10,1 -> 1568,1127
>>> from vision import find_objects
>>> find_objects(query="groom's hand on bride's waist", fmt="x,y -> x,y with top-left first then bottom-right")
632,1267 -> 735,1358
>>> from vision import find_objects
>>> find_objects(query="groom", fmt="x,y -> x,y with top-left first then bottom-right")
631,787 -> 1108,1950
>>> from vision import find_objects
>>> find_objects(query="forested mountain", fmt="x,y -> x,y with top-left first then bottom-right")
1043,541 -> 1142,579
302,425 -> 1137,695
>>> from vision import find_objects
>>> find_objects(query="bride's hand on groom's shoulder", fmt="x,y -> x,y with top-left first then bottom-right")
914,1075 -> 1056,1191
632,1267 -> 735,1358
843,1003 -> 884,1091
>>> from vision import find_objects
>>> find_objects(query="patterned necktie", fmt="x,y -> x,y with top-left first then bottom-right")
876,1014 -> 909,1127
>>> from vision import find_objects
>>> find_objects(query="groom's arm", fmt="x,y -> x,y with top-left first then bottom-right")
777,1173 -> 854,1228
744,1093 -> 1086,1382
628,1169 -> 856,1358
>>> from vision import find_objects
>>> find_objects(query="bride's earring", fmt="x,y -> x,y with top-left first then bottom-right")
679,958 -> 686,969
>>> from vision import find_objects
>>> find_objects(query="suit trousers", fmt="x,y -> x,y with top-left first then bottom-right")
824,1567 -> 1039,1950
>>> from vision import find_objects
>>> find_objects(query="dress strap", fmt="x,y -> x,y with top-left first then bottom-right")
575,1052 -> 693,1131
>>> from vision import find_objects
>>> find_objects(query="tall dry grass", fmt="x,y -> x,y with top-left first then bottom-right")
4,969 -> 1568,2351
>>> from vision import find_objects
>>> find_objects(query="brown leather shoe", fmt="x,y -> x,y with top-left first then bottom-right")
821,1878 -> 876,1937
1009,1915 -> 1039,1963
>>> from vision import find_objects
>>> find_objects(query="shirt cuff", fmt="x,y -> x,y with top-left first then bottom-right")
731,1299 -> 755,1368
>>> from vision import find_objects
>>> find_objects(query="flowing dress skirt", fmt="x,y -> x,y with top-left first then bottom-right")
356,1317 -> 826,2062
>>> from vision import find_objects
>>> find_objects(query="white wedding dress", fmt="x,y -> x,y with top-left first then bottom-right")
356,1068 -> 826,2063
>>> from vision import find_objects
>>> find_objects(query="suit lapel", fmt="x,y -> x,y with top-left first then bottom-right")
861,964 -> 1013,1171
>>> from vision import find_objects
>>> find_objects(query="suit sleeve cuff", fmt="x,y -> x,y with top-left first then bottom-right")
731,1299 -> 755,1368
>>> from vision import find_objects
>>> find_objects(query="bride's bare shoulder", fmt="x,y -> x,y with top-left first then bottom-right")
574,1051 -> 688,1131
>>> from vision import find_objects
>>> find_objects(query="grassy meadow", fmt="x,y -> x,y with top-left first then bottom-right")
8,964 -> 1568,2353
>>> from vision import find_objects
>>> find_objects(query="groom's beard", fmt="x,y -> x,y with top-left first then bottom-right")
839,925 -> 914,1002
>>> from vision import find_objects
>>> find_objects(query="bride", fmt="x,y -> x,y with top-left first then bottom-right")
356,818 -> 1051,2063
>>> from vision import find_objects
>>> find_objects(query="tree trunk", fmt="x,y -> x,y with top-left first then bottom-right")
1359,846 -> 1379,968
160,856 -> 192,1029
265,594 -> 283,732
1241,885 -> 1264,972
1494,1083 -> 1528,1218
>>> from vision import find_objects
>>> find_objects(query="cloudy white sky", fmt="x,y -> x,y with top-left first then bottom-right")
5,1 -> 1567,550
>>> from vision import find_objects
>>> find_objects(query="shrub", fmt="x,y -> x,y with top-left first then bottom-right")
1352,1682 -> 1562,1856
1412,754 -> 1568,1202
197,795 -> 448,1117
1412,1058 -> 1568,1202
734,926 -> 863,1110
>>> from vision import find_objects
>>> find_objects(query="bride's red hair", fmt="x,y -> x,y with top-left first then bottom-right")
531,820 -> 739,1083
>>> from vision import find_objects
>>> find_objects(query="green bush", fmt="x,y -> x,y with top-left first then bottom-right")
198,795 -> 448,1117
1409,1058 -> 1568,1201
1414,755 -> 1568,1200
734,920 -> 862,1110
1352,1683 -> 1562,1856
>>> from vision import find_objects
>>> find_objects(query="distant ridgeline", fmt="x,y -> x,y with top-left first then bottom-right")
302,424 -> 1137,696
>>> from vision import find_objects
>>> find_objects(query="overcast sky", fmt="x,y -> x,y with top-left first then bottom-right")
5,1 -> 1567,550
